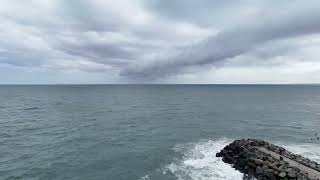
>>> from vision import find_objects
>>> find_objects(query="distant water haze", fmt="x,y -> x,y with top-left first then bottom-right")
0,85 -> 320,179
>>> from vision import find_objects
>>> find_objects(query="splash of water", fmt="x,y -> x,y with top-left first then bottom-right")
140,138 -> 320,180
163,138 -> 244,180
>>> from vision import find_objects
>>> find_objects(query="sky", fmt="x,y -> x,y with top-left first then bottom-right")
1,0 -> 320,84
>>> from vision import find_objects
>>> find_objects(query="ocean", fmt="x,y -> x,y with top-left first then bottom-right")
0,85 -> 320,180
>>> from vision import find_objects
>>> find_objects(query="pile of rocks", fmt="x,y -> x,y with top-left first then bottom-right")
216,139 -> 320,180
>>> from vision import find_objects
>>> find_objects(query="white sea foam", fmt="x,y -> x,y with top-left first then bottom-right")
283,143 -> 320,163
163,138 -> 244,180
164,139 -> 320,180
140,138 -> 320,180
140,174 -> 150,180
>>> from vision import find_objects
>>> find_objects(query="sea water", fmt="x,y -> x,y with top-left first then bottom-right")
0,85 -> 320,180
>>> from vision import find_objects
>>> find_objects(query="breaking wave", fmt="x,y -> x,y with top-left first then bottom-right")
141,138 -> 320,180
163,138 -> 244,180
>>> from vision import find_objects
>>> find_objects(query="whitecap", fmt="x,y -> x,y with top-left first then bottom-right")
139,174 -> 151,180
140,138 -> 320,180
163,138 -> 244,180
283,143 -> 320,163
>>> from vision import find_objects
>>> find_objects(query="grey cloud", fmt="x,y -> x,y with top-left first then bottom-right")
1,0 -> 320,83
56,39 -> 137,66
146,0 -> 242,27
146,0 -> 292,28
121,1 -> 320,80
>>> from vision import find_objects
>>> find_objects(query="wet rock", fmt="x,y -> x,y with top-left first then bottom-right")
264,168 -> 274,174
256,166 -> 263,174
248,168 -> 255,176
237,158 -> 247,167
264,169 -> 276,180
262,164 -> 269,170
279,172 -> 287,178
264,160 -> 273,167
216,139 -> 319,180
268,156 -> 274,162
248,162 -> 257,168
255,159 -> 264,165
287,169 -> 297,178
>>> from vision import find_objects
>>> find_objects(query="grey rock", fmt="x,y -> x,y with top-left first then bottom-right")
256,166 -> 263,174
262,164 -> 269,170
248,162 -> 256,168
279,172 -> 286,178
311,163 -> 317,169
248,168 -> 255,176
271,161 -> 279,167
263,160 -> 273,167
264,168 -> 274,174
254,159 -> 264,165
216,139 -> 320,180
264,169 -> 276,180
268,156 -> 274,162
272,166 -> 281,172
287,169 -> 297,178
278,165 -> 285,170
237,158 -> 247,167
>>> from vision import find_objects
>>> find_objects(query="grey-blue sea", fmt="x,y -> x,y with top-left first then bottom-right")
1,85 -> 320,180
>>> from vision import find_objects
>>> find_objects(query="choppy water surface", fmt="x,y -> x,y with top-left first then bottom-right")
0,85 -> 320,180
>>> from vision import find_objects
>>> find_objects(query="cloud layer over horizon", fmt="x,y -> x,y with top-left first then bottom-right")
1,0 -> 320,84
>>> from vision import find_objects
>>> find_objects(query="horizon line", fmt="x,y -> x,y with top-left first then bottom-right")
0,83 -> 320,86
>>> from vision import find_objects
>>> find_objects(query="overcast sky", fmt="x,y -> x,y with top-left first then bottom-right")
1,0 -> 320,84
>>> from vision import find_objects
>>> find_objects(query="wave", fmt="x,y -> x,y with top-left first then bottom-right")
23,107 -> 40,111
283,143 -> 320,163
140,138 -> 320,180
163,138 -> 244,180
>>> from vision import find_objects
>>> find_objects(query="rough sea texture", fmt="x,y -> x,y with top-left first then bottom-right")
0,85 -> 320,180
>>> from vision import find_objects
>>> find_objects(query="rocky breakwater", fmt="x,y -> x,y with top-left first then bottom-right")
216,139 -> 320,180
